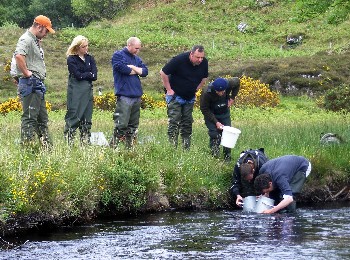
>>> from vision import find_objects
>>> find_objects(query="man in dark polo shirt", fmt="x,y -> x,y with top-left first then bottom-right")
160,45 -> 208,150
14,15 -> 55,148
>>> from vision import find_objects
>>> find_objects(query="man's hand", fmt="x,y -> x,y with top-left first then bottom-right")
236,195 -> 243,207
216,122 -> 224,129
228,98 -> 234,107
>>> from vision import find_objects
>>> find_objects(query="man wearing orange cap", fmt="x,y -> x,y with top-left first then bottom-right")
14,15 -> 55,148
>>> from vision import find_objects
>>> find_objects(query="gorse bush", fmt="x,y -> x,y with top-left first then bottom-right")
93,76 -> 279,111
235,76 -> 280,108
93,92 -> 116,111
0,97 -> 52,115
0,75 -> 279,115
0,97 -> 22,115
9,166 -> 68,214
318,84 -> 350,112
93,93 -> 166,111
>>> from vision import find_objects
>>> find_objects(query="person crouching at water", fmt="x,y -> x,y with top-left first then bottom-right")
230,148 -> 269,207
200,77 -> 240,161
254,155 -> 311,214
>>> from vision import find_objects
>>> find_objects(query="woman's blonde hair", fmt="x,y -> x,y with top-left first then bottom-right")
66,35 -> 88,56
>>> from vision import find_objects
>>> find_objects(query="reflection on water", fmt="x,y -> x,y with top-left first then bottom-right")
1,203 -> 350,259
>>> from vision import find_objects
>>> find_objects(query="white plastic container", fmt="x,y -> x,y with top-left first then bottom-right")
242,196 -> 257,212
255,196 -> 275,213
90,132 -> 109,146
220,126 -> 241,148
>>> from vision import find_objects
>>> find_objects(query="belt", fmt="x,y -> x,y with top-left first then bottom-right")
20,76 -> 44,83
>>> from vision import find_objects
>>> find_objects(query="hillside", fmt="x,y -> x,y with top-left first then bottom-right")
1,0 -> 350,103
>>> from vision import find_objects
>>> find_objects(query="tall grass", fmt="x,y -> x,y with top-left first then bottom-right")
0,97 -> 349,222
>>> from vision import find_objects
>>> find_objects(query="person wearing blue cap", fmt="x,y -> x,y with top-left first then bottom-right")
200,77 -> 240,161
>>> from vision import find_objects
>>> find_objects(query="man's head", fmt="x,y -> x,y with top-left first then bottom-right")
33,15 -> 55,39
212,78 -> 228,96
127,37 -> 142,55
189,45 -> 205,66
254,173 -> 273,195
240,161 -> 255,182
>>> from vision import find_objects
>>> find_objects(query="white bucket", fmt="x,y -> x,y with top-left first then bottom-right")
220,126 -> 241,148
255,197 -> 275,213
242,196 -> 257,212
90,132 -> 109,146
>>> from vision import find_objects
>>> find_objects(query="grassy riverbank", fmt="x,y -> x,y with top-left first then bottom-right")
0,96 -> 349,236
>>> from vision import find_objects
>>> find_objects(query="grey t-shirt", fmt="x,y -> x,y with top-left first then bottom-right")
14,30 -> 46,80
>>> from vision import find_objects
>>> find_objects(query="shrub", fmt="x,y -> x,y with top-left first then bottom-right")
235,75 -> 280,108
71,0 -> 128,25
319,84 -> 350,112
98,156 -> 159,213
0,97 -> 51,115
93,92 -> 116,111
94,92 -> 166,111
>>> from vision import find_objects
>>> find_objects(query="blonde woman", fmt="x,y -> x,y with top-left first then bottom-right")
64,35 -> 98,145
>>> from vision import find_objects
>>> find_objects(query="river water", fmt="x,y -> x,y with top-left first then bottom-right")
1,203 -> 349,260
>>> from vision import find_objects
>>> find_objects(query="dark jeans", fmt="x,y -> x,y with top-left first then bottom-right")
204,111 -> 231,160
167,98 -> 194,149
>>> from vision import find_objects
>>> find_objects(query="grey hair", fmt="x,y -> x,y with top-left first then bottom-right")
191,45 -> 204,53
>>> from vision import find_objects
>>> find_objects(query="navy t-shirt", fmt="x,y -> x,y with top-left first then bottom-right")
162,51 -> 208,100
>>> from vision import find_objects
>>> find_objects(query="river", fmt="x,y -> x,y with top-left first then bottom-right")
0,203 -> 349,259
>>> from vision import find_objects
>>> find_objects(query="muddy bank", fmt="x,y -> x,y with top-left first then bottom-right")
1,183 -> 349,244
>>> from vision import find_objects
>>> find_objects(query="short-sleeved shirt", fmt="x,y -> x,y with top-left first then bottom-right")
14,30 -> 46,80
162,51 -> 208,101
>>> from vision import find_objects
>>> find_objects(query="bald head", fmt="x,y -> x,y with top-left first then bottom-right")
127,37 -> 142,55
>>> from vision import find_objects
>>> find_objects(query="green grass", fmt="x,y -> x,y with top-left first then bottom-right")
0,97 -> 349,222
1,0 -> 350,104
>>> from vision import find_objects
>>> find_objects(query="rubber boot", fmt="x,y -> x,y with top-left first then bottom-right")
80,126 -> 91,146
183,136 -> 191,151
39,132 -> 52,150
210,138 -> 221,158
168,133 -> 179,148
223,147 -> 231,162
65,128 -> 75,146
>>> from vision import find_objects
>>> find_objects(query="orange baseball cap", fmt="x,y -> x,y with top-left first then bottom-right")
34,15 -> 55,33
